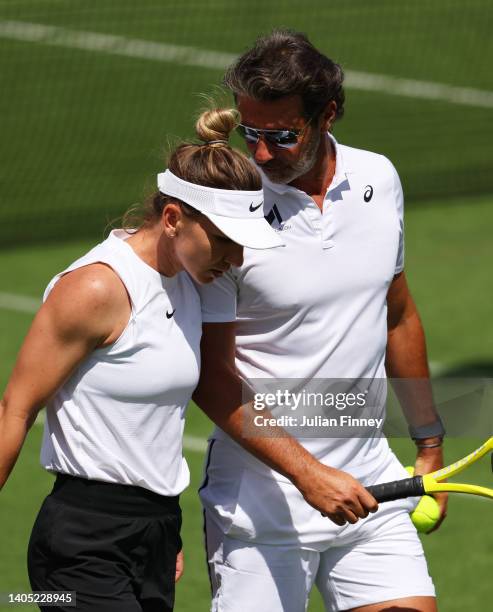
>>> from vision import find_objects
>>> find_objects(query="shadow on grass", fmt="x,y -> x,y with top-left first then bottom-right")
436,362 -> 493,378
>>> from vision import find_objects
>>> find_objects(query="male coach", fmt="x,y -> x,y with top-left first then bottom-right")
193,30 -> 447,612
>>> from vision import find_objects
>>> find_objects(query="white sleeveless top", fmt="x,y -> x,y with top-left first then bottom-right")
40,230 -> 201,496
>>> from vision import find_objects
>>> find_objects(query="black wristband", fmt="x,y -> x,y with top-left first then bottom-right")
408,417 -> 445,440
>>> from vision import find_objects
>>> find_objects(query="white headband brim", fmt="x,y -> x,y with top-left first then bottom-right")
157,170 -> 283,249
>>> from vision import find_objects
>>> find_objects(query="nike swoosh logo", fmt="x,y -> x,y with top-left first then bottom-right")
249,201 -> 263,212
166,309 -> 176,319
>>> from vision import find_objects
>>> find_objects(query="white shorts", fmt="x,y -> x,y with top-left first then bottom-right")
204,509 -> 435,612
201,439 -> 435,611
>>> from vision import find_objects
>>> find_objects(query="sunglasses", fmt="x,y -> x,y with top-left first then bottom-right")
236,119 -> 313,149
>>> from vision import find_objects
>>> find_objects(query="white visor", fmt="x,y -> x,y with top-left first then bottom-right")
157,170 -> 284,249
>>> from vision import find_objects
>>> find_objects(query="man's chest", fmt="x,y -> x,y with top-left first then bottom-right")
236,187 -> 400,314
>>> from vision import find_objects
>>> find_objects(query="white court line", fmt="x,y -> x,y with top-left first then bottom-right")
0,20 -> 237,70
181,434 -> 208,453
0,291 -> 40,314
0,20 -> 492,109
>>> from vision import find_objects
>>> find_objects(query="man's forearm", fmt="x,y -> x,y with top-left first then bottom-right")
193,374 -> 379,523
385,275 -> 447,531
386,307 -> 429,378
386,309 -> 443,437
192,374 -> 320,484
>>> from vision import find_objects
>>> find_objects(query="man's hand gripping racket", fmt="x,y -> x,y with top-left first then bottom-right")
367,437 -> 493,502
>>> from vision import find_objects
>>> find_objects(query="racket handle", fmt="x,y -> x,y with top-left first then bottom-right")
366,476 -> 425,502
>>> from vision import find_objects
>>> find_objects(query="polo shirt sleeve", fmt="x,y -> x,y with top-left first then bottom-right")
196,270 -> 238,322
391,161 -> 405,274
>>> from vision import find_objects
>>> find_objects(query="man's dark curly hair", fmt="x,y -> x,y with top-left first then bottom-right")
224,29 -> 345,122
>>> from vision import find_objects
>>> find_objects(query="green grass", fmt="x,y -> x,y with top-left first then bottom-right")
405,195 -> 493,368
2,0 -> 492,88
0,194 -> 492,610
0,1 -> 492,607
0,1 -> 492,246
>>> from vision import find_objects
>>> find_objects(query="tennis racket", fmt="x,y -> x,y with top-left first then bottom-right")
367,437 -> 493,502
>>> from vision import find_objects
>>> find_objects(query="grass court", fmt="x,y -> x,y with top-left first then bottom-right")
1,1 -> 492,610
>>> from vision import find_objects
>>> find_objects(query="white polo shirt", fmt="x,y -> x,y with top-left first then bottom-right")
198,135 -> 404,476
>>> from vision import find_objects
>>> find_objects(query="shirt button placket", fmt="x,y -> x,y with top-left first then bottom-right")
322,196 -> 335,250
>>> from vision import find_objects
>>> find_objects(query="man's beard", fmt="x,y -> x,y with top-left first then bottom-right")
259,129 -> 322,185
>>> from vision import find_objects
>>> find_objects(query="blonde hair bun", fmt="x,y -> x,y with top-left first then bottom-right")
195,108 -> 240,145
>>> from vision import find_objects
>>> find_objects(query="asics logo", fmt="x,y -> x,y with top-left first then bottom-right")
363,185 -> 374,202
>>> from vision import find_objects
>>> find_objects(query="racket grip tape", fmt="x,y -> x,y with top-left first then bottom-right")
366,476 -> 425,502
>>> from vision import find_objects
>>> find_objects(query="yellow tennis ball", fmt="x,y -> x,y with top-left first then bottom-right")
411,494 -> 441,533
405,466 -> 440,533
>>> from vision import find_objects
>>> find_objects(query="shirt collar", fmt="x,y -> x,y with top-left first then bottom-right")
256,133 -> 351,195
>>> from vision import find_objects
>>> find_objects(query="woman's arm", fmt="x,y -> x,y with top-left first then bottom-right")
0,263 -> 131,489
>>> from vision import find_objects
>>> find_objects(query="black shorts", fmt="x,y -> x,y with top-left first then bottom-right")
28,474 -> 182,612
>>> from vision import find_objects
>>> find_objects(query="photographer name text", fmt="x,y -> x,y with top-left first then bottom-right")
253,414 -> 383,428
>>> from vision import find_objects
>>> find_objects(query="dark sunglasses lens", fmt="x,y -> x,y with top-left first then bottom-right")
237,125 -> 259,144
237,125 -> 299,148
267,131 -> 298,146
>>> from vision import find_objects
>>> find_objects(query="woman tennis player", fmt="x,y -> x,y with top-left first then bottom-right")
0,108 -> 282,612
